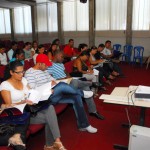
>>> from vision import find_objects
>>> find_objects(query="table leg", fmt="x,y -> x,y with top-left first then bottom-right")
139,107 -> 146,126
113,144 -> 128,150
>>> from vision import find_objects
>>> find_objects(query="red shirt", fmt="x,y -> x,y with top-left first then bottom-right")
64,45 -> 74,57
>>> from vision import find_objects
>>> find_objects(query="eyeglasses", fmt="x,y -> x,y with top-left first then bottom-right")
14,71 -> 25,75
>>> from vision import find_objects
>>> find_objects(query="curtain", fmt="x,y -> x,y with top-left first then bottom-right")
0,9 -> 11,34
37,2 -> 58,32
48,2 -> 58,32
63,0 -> 89,31
132,0 -> 150,30
95,0 -> 127,30
14,6 -> 32,34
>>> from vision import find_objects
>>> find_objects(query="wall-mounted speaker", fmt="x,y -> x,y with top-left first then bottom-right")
80,0 -> 87,3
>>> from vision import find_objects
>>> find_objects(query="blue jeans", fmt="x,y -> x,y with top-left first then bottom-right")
50,82 -> 89,128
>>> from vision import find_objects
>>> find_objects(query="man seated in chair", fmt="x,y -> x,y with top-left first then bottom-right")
47,50 -> 104,120
101,40 -> 122,62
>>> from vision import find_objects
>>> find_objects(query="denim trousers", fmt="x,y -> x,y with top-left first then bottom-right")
50,82 -> 89,128
70,79 -> 97,113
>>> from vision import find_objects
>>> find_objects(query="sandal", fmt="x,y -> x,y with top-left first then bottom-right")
44,145 -> 55,150
8,134 -> 25,147
53,142 -> 67,150
8,134 -> 26,150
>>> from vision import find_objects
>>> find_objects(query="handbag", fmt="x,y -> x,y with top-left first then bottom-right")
0,124 -> 15,136
0,108 -> 30,125
24,99 -> 51,117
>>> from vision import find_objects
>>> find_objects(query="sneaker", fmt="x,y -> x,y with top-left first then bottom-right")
83,90 -> 93,98
79,125 -> 98,133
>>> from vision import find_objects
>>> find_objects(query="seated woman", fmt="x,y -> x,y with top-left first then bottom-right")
0,103 -> 29,150
0,44 -> 8,66
47,43 -> 59,61
78,43 -> 88,54
10,49 -> 25,65
30,41 -> 38,57
72,51 -> 97,83
1,61 -> 66,150
33,44 -> 46,64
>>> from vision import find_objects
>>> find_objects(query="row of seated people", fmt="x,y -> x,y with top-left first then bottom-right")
0,52 -> 106,150
0,39 -> 124,89
0,38 -> 124,149
0,39 -> 79,67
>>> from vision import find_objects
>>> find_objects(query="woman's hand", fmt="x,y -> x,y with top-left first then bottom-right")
87,70 -> 93,74
25,100 -> 34,105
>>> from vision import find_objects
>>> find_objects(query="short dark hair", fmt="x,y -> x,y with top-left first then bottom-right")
11,41 -> 18,46
24,42 -> 31,47
52,39 -> 60,45
98,44 -> 105,48
105,40 -> 111,44
38,44 -> 44,49
69,39 -> 74,43
0,44 -> 5,49
12,49 -> 25,58
78,43 -> 88,52
91,46 -> 97,50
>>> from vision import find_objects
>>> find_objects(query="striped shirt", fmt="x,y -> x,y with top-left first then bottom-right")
24,68 -> 55,89
47,63 -> 66,79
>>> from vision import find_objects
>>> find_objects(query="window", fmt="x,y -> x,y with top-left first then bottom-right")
14,6 -> 32,34
63,0 -> 89,31
95,0 -> 127,30
37,2 -> 58,32
132,0 -> 150,30
0,8 -> 11,34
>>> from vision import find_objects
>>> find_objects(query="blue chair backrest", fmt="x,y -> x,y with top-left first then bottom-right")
113,44 -> 121,51
133,46 -> 144,58
123,45 -> 133,56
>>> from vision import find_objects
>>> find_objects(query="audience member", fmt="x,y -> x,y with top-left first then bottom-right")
23,42 -> 32,59
1,60 -> 66,150
47,43 -> 59,61
33,44 -> 45,64
10,49 -> 25,65
97,44 -> 124,76
0,44 -> 8,66
31,41 -> 38,57
72,51 -> 97,82
63,39 -> 76,62
47,50 -> 104,120
25,54 -> 98,133
78,43 -> 88,53
7,41 -> 18,60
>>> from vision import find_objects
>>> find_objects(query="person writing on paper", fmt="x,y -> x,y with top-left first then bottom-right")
1,61 -> 66,150
25,54 -> 98,133
47,50 -> 104,120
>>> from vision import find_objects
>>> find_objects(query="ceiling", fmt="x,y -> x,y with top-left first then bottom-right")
0,0 -> 73,9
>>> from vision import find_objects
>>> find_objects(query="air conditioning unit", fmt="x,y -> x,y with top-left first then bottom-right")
129,125 -> 150,150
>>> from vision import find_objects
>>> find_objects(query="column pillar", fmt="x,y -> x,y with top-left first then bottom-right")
89,0 -> 95,47
31,5 -> 38,41
126,0 -> 133,45
10,9 -> 15,40
57,2 -> 64,44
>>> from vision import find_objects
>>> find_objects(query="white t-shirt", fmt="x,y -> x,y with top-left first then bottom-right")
1,77 -> 29,104
7,49 -> 14,60
0,53 -> 8,65
101,47 -> 112,56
